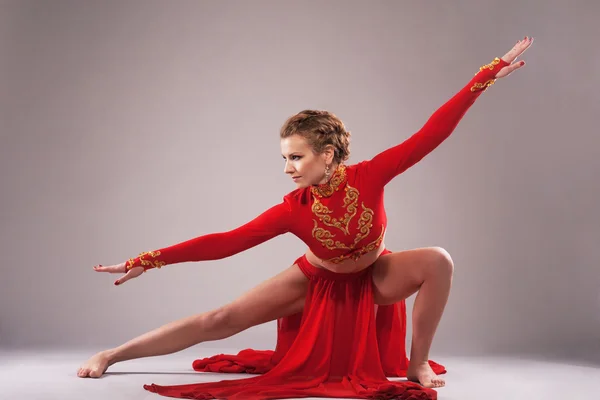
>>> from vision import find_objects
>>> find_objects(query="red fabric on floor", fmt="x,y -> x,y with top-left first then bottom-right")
144,253 -> 442,399
192,302 -> 445,378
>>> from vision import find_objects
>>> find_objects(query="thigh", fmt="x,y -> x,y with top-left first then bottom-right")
372,247 -> 451,305
220,263 -> 310,330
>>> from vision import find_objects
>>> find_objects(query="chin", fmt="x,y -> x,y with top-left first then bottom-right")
293,180 -> 310,188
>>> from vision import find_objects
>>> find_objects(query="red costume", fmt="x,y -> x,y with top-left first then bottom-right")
124,57 -> 509,399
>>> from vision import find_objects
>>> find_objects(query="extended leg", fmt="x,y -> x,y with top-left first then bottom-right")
78,263 -> 309,378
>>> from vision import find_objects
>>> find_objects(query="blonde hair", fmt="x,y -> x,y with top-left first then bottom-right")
279,110 -> 351,164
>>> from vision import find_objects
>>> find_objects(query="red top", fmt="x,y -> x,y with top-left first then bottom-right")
126,57 -> 509,271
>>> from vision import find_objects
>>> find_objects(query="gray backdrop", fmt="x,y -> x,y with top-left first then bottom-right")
1,0 -> 599,365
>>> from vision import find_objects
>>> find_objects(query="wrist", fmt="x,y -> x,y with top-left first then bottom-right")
125,250 -> 166,272
470,57 -> 510,93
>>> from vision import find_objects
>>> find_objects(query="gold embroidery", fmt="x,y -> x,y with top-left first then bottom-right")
470,57 -> 501,92
310,165 -> 384,263
127,250 -> 166,271
312,164 -> 347,198
312,221 -> 340,250
311,179 -> 380,262
470,79 -> 496,92
311,186 -> 358,235
354,203 -> 374,244
326,225 -> 385,264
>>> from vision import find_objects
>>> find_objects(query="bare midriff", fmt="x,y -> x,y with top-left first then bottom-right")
304,242 -> 387,274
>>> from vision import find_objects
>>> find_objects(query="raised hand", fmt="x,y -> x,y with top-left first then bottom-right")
93,262 -> 144,286
495,36 -> 534,79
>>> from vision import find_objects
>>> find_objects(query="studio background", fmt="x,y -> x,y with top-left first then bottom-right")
1,0 -> 598,366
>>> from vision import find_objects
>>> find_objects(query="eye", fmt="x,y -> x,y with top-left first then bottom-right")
290,155 -> 301,161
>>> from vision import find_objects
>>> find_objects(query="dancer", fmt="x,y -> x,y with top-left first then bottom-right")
78,37 -> 534,400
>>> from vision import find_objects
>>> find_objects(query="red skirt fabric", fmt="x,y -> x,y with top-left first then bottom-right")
144,251 -> 446,399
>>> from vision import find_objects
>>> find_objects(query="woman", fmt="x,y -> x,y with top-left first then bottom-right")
78,37 -> 534,400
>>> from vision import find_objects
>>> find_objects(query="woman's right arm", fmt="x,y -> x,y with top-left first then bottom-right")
125,199 -> 292,271
95,198 -> 293,283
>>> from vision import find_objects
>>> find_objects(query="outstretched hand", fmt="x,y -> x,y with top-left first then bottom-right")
495,36 -> 534,79
93,262 -> 144,286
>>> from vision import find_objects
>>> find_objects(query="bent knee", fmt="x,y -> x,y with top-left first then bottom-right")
427,246 -> 454,276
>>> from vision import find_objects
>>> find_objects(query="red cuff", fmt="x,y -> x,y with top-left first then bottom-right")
470,57 -> 510,92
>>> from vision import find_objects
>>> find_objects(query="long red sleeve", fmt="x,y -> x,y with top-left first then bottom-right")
362,57 -> 510,187
125,199 -> 292,271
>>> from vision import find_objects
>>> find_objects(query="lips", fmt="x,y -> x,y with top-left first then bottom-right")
292,176 -> 301,180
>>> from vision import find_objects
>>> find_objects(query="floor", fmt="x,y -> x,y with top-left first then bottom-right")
1,347 -> 598,400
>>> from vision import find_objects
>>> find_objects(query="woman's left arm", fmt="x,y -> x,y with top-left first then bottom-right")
362,37 -> 534,187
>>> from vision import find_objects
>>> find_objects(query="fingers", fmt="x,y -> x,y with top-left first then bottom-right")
502,36 -> 534,64
508,60 -> 526,74
92,261 -> 144,286
93,262 -> 126,274
495,36 -> 533,79
516,36 -> 534,58
114,267 -> 143,286
495,59 -> 526,79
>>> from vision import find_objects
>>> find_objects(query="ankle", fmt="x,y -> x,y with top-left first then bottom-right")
102,348 -> 119,364
408,353 -> 431,367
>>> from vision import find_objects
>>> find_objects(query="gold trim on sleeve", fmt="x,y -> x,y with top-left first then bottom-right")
479,57 -> 501,72
470,79 -> 496,92
127,250 -> 166,271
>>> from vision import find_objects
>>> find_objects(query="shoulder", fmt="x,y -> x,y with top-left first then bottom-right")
344,161 -> 367,180
283,187 -> 311,207
347,161 -> 366,171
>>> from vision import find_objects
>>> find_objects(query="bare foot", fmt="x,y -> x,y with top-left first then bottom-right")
407,361 -> 445,388
77,350 -> 115,378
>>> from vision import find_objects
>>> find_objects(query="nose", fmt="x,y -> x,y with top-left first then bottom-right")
284,161 -> 294,175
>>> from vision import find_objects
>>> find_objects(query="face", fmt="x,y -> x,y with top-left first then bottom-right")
281,135 -> 334,188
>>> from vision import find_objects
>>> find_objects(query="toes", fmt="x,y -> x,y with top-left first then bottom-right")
89,369 -> 101,378
433,378 -> 445,388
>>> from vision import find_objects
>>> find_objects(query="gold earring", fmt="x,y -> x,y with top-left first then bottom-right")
325,164 -> 331,180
